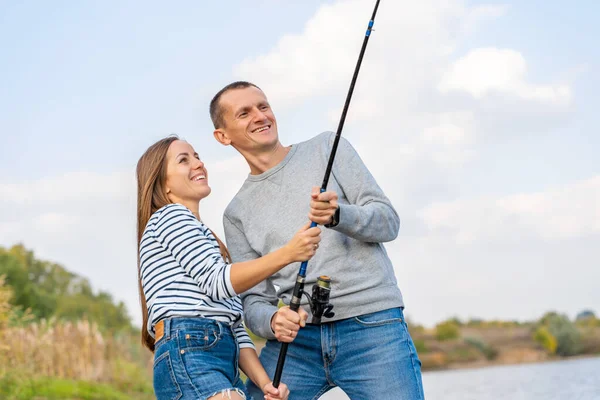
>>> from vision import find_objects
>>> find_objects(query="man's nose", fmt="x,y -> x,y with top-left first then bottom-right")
253,108 -> 268,121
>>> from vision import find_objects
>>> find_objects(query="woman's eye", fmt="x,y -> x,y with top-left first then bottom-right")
179,157 -> 187,163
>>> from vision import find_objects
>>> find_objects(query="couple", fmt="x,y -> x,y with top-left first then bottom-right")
136,82 -> 424,400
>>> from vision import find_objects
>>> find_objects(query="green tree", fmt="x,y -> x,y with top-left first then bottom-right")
435,320 -> 460,341
538,312 -> 581,356
0,244 -> 132,332
533,326 -> 558,354
464,337 -> 498,360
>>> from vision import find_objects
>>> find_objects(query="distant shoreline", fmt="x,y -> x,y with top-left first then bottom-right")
424,353 -> 600,373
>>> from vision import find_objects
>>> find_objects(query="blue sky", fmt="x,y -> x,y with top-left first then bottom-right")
1,1 -> 326,178
1,0 -> 598,331
459,1 -> 599,192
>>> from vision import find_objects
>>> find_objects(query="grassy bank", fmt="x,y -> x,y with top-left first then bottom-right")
0,276 -> 154,400
408,316 -> 600,370
0,373 -> 153,400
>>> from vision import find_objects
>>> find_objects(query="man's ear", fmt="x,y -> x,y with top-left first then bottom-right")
213,129 -> 231,146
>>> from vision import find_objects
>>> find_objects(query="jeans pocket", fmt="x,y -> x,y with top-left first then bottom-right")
153,351 -> 182,400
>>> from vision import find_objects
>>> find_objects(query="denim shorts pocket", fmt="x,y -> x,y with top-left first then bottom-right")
179,330 -> 238,394
179,326 -> 221,351
353,309 -> 403,327
153,351 -> 182,400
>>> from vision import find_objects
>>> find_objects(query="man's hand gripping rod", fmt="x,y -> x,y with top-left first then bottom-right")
272,0 -> 382,387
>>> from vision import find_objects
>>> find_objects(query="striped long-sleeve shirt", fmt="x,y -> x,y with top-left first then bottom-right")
140,203 -> 254,349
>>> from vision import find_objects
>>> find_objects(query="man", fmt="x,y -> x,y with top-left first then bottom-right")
211,81 -> 424,400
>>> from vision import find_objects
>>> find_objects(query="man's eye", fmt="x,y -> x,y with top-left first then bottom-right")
260,105 -> 269,110
239,112 -> 247,118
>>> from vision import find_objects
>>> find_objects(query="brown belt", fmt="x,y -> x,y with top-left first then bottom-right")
155,320 -> 165,343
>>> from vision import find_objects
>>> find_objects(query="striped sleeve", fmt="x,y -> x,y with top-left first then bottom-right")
150,204 -> 237,300
234,324 -> 255,350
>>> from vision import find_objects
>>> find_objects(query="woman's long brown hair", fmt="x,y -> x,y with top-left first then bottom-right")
136,136 -> 231,352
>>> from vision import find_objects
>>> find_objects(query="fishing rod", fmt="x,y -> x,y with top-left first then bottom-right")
272,0 -> 382,388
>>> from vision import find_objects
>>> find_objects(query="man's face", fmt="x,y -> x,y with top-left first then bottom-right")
216,86 -> 279,152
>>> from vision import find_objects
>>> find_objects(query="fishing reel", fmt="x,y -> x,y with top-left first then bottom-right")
301,275 -> 335,324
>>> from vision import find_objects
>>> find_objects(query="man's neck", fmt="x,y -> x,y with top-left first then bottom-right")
242,142 -> 291,175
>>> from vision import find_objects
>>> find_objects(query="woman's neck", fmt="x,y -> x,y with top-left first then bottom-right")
178,201 -> 201,220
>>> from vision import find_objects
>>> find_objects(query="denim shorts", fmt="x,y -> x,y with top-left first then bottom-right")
153,317 -> 250,400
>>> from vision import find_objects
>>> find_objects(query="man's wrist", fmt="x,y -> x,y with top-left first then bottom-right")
325,206 -> 340,228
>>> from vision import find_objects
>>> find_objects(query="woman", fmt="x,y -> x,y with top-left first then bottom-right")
136,136 -> 320,400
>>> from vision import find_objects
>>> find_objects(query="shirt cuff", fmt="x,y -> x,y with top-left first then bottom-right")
238,341 -> 256,350
329,203 -> 355,232
255,307 -> 279,340
223,263 -> 237,296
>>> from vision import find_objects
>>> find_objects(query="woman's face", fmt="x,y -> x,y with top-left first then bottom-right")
164,140 -> 211,205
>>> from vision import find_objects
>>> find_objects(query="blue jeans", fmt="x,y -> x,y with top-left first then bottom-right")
247,308 -> 424,400
153,317 -> 250,400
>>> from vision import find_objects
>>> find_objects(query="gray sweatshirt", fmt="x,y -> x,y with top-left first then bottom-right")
223,132 -> 404,339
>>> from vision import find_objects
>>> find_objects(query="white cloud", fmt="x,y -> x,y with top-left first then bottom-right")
234,0 -> 572,192
439,47 -> 572,105
420,176 -> 600,243
0,171 -> 132,208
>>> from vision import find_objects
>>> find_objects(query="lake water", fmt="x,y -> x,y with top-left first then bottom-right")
319,357 -> 600,399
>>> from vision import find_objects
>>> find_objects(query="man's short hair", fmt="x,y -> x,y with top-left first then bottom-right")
210,81 -> 260,129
